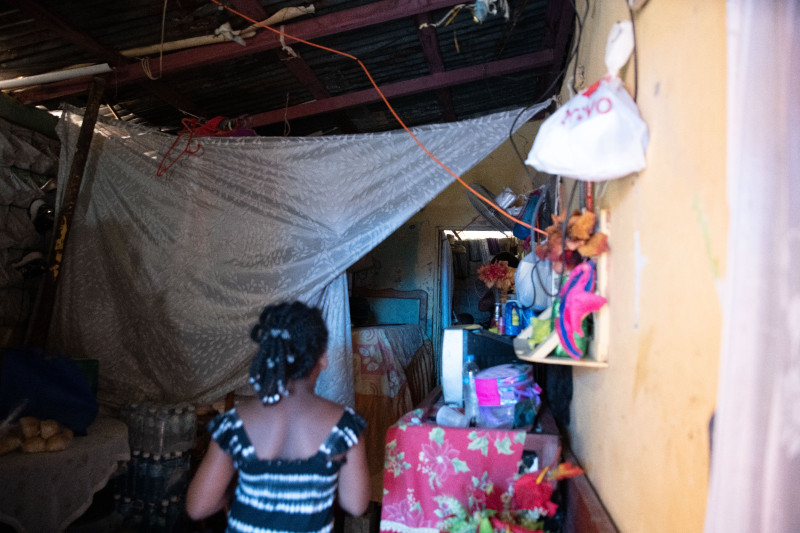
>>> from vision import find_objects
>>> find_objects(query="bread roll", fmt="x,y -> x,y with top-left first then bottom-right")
40,419 -> 61,440
20,417 -> 40,440
45,433 -> 69,452
21,436 -> 46,453
0,435 -> 22,456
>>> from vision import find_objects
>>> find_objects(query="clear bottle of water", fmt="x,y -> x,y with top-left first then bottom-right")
462,354 -> 482,427
127,450 -> 140,499
112,493 -> 122,516
167,495 -> 182,531
155,408 -> 170,455
128,403 -> 143,451
131,508 -> 143,530
145,501 -> 158,531
118,496 -> 132,519
167,407 -> 183,454
111,460 -> 127,495
180,404 -> 196,452
149,454 -> 164,504
179,451 -> 192,490
144,406 -> 158,453
166,451 -> 186,497
137,452 -> 151,501
157,499 -> 169,532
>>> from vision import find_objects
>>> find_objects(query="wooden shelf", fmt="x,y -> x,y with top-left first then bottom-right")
533,355 -> 609,368
513,210 -> 610,370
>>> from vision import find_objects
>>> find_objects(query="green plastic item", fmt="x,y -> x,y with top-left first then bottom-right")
551,295 -> 590,359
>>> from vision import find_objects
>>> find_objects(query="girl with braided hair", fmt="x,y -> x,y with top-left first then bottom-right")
187,302 -> 369,532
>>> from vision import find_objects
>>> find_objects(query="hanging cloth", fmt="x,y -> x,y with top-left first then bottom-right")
50,104 -> 546,406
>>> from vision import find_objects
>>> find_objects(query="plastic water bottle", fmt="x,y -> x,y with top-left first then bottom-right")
148,454 -> 164,503
180,404 -> 196,452
145,501 -> 158,531
177,451 -> 192,490
157,499 -> 169,532
162,452 -> 175,496
128,403 -> 143,451
112,493 -> 122,517
118,496 -> 132,519
156,408 -> 170,455
137,452 -> 151,501
144,406 -> 158,452
167,495 -> 182,531
127,450 -> 140,498
111,460 -> 127,495
164,452 -> 187,498
167,407 -> 183,453
463,354 -> 482,427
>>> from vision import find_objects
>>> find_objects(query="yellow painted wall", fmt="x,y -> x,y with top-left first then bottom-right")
373,2 -> 727,531
566,1 -> 726,531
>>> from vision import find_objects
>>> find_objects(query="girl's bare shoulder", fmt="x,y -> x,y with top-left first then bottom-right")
298,395 -> 346,426
236,395 -> 345,444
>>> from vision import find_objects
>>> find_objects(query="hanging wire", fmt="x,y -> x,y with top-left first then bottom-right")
627,2 -> 639,102
555,180 -> 580,294
282,92 -> 291,137
507,0 -> 591,192
141,0 -> 169,80
418,4 -> 467,29
209,0 -> 541,232
569,0 -> 588,95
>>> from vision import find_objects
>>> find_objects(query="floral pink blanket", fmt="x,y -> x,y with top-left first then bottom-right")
380,409 -> 526,532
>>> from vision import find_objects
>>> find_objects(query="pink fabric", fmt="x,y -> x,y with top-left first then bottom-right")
380,409 -> 526,532
352,326 -> 411,398
475,378 -> 502,405
474,364 -> 536,406
556,261 -> 607,359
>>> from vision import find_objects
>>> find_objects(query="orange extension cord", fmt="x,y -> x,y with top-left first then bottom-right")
209,0 -> 544,235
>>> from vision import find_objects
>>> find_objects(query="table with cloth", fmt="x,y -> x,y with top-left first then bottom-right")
0,417 -> 130,533
379,408 -> 529,533
352,324 -> 436,502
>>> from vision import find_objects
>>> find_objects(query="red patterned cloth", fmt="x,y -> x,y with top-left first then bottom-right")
380,409 -> 527,532
353,326 -> 413,398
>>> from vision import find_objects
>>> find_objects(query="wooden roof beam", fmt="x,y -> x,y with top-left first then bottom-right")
541,0 -> 576,94
415,12 -> 457,123
250,50 -> 554,127
16,0 -> 470,105
7,0 -> 204,116
230,0 -> 357,133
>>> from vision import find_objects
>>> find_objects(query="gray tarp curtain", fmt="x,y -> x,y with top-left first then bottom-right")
50,104 -> 544,407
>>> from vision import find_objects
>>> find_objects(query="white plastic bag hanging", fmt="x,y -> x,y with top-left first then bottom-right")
525,21 -> 649,181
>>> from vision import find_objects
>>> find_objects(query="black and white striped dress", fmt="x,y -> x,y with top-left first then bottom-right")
209,406 -> 366,533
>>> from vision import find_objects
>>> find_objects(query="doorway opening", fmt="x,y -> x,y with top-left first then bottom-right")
441,229 -> 519,330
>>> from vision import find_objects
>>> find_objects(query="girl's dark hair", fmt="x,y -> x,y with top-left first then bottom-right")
249,301 -> 328,404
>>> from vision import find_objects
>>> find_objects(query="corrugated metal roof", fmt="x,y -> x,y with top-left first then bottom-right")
0,0 -> 575,136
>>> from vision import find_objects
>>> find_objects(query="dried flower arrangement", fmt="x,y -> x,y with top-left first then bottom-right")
534,210 -> 609,273
477,260 -> 517,303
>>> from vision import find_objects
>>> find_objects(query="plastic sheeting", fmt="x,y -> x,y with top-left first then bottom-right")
50,104 -> 546,407
0,117 -> 59,325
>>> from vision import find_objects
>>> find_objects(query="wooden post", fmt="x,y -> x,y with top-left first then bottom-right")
26,75 -> 107,347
